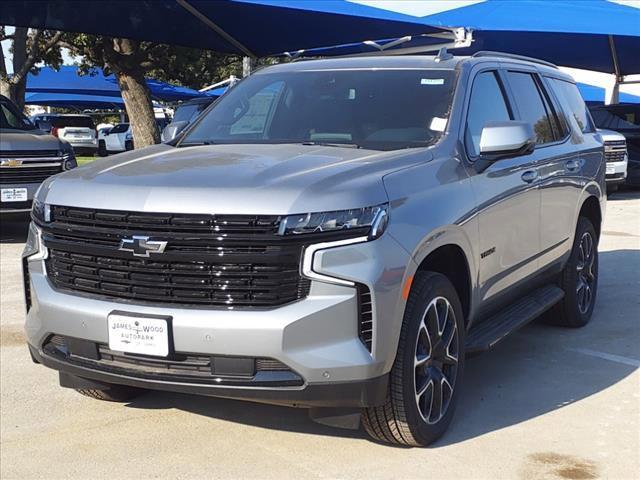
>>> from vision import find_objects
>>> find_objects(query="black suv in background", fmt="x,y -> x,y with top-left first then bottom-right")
589,103 -> 640,187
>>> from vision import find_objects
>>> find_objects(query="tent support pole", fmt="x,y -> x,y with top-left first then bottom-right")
607,35 -> 622,105
175,0 -> 257,58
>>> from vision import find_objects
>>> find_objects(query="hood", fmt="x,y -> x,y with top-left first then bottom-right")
41,143 -> 431,215
597,128 -> 626,142
0,129 -> 63,151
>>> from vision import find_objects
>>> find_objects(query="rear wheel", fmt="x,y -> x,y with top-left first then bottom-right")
362,272 -> 465,446
548,217 -> 598,327
98,140 -> 108,157
76,384 -> 145,402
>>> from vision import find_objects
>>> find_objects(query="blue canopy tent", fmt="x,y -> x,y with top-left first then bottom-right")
26,66 -> 207,102
24,92 -> 126,109
0,0 -> 461,57
357,0 -> 640,103
577,83 -> 640,105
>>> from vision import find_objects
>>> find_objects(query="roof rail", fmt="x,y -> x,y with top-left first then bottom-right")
472,51 -> 558,69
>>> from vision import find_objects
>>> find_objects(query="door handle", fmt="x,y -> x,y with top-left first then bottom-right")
521,170 -> 538,183
566,159 -> 581,172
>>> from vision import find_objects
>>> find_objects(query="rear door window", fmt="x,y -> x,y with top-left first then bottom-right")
506,71 -> 557,144
465,71 -> 513,157
52,116 -> 95,129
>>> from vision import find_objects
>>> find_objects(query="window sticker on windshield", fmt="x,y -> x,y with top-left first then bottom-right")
421,78 -> 445,85
430,117 -> 447,132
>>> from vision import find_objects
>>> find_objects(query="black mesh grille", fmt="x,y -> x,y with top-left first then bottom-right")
0,163 -> 63,183
1,150 -> 60,158
604,140 -> 627,163
357,284 -> 373,352
41,206 -> 313,308
43,335 -> 302,386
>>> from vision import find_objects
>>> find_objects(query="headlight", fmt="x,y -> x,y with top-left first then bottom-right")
278,204 -> 388,240
32,198 -> 51,223
62,150 -> 77,170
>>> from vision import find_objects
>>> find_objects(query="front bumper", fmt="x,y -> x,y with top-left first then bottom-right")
605,160 -> 627,185
24,229 -> 412,407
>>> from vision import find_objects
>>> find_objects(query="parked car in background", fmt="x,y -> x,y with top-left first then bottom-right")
98,123 -> 133,156
161,97 -> 215,142
25,53 -> 605,446
589,103 -> 640,188
49,115 -> 98,155
597,129 -> 628,192
1,95 -> 76,213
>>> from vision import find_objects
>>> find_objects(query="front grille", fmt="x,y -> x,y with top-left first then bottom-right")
40,206 -> 334,308
1,149 -> 60,158
604,140 -> 627,163
43,335 -> 302,386
0,163 -> 63,184
357,284 -> 373,352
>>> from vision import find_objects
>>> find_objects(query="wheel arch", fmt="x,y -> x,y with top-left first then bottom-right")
578,195 -> 602,240
413,243 -> 472,326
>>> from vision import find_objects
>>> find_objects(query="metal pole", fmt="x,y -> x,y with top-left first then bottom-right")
242,57 -> 255,77
607,35 -> 621,105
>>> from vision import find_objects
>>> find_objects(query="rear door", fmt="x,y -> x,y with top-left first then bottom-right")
536,75 -> 599,268
463,68 -> 542,306
501,68 -> 580,270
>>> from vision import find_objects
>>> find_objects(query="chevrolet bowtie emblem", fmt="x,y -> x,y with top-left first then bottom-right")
1,159 -> 23,167
119,236 -> 168,257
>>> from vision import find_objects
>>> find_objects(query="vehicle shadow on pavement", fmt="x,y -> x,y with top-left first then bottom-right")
123,250 -> 638,446
0,212 -> 30,243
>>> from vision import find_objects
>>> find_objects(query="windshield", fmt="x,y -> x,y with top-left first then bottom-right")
0,100 -> 36,131
173,102 -> 208,123
591,106 -> 639,131
181,68 -> 456,151
110,123 -> 129,134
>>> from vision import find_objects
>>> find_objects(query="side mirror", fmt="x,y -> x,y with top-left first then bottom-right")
476,121 -> 536,172
161,120 -> 189,143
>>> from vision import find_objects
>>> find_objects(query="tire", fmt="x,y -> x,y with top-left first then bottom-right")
362,272 -> 465,446
548,217 -> 599,328
76,384 -> 145,402
98,140 -> 108,157
607,184 -> 619,194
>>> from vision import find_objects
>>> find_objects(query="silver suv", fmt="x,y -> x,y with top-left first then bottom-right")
24,53 -> 605,446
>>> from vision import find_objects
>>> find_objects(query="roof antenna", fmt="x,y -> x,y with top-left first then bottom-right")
435,47 -> 453,62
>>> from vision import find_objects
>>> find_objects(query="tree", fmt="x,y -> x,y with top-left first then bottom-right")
0,26 -> 63,110
63,34 -> 162,148
63,35 -> 250,149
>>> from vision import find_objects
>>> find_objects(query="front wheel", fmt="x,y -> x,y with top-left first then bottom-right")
362,272 -> 465,446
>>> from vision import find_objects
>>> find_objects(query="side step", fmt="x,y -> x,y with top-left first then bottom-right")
465,285 -> 564,354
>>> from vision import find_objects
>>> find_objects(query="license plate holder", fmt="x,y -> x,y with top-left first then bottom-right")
1,188 -> 28,202
107,312 -> 171,357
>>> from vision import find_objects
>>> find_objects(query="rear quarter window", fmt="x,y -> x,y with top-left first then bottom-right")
548,78 -> 595,134
52,116 -> 95,129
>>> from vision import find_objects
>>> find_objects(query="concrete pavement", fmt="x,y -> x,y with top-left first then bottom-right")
1,192 -> 638,479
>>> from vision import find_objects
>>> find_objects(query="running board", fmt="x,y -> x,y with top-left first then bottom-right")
465,285 -> 564,354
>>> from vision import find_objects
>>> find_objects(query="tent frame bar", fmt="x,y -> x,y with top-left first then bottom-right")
176,0 -> 257,58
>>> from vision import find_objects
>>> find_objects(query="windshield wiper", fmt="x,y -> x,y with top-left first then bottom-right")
178,140 -> 216,147
301,141 -> 361,149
